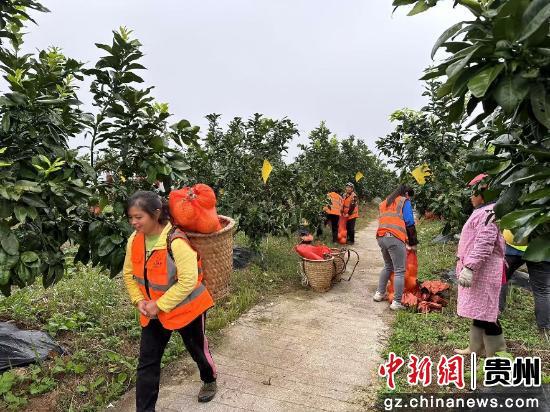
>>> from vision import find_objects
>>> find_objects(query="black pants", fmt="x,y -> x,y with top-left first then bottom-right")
326,214 -> 339,242
136,313 -> 216,412
346,218 -> 356,244
473,319 -> 503,336
500,254 -> 550,329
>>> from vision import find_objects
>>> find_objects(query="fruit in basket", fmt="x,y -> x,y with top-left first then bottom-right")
169,184 -> 222,233
193,183 -> 217,209
295,244 -> 331,260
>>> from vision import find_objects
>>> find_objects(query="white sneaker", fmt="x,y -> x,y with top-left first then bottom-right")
390,301 -> 406,311
373,291 -> 386,302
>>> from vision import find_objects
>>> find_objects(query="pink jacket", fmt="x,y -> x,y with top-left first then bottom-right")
456,202 -> 505,323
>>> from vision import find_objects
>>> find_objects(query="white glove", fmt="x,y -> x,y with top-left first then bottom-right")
458,267 -> 473,288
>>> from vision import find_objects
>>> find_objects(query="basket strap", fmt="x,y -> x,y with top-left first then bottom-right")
343,248 -> 360,281
333,255 -> 346,276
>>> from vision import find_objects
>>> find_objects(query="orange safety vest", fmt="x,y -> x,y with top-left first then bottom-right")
377,195 -> 407,242
324,192 -> 342,215
342,192 -> 359,219
131,228 -> 214,330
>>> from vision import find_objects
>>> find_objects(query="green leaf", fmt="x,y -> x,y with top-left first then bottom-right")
98,237 -> 116,257
72,363 -> 87,374
102,205 -> 114,214
91,377 -> 105,390
0,199 -> 13,219
524,234 -> 550,262
420,66 -> 446,81
110,233 -> 124,245
20,251 -> 39,264
120,72 -> 144,84
530,83 -> 550,129
146,166 -> 157,183
27,207 -> 38,220
150,136 -> 165,152
521,187 -> 550,202
457,0 -> 482,15
74,245 -> 90,265
445,46 -> 481,80
15,180 -> 41,193
14,205 -> 27,223
0,371 -> 16,395
493,75 -> 530,114
513,213 -> 550,241
487,159 -> 511,174
117,372 -> 128,383
494,185 -> 521,218
21,195 -> 47,208
16,262 -> 33,283
447,95 -> 465,123
1,230 -> 19,256
519,1 -> 550,41
467,65 -> 504,98
392,0 -> 417,5
408,0 -> 430,15
76,384 -> 88,393
2,114 -> 10,132
431,22 -> 464,59
501,166 -> 550,185
500,208 -> 540,229
436,80 -> 453,98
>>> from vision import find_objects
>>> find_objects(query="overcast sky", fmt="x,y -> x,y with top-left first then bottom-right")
24,0 -> 471,158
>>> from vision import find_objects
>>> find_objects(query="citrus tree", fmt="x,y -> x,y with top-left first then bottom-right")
73,27 -> 200,275
0,2 -> 201,293
186,113 -> 313,248
0,2 -> 96,294
377,81 -> 470,234
296,122 -> 397,201
395,0 -> 550,260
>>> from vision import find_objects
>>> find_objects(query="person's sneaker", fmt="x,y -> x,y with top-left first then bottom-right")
198,381 -> 217,403
389,301 -> 406,311
373,291 -> 386,302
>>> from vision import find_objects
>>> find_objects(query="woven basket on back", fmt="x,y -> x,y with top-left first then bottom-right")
330,248 -> 347,282
186,215 -> 235,301
299,256 -> 334,292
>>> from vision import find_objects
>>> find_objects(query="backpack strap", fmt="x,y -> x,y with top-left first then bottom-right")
166,226 -> 199,262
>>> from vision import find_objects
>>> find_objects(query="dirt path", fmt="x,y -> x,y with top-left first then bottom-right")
115,220 -> 390,412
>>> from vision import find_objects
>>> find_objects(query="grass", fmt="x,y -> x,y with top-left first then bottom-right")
376,219 -> 550,402
0,233 -> 301,411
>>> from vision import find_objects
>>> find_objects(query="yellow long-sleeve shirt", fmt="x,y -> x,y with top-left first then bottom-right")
122,223 -> 198,313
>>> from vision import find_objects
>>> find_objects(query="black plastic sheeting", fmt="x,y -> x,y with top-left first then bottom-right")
0,322 -> 64,371
432,233 -> 455,244
233,247 -> 255,270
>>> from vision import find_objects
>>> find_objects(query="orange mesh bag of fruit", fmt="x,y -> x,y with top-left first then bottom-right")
387,249 -> 418,302
168,184 -> 222,233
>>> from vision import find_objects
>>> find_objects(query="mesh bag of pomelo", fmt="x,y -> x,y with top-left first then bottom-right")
387,249 -> 418,303
168,184 -> 235,300
337,216 -> 347,244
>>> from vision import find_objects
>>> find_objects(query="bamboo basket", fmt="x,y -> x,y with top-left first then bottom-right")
186,215 -> 235,301
299,256 -> 334,292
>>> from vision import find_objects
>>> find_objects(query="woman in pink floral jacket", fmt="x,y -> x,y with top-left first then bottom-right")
455,174 -> 506,357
